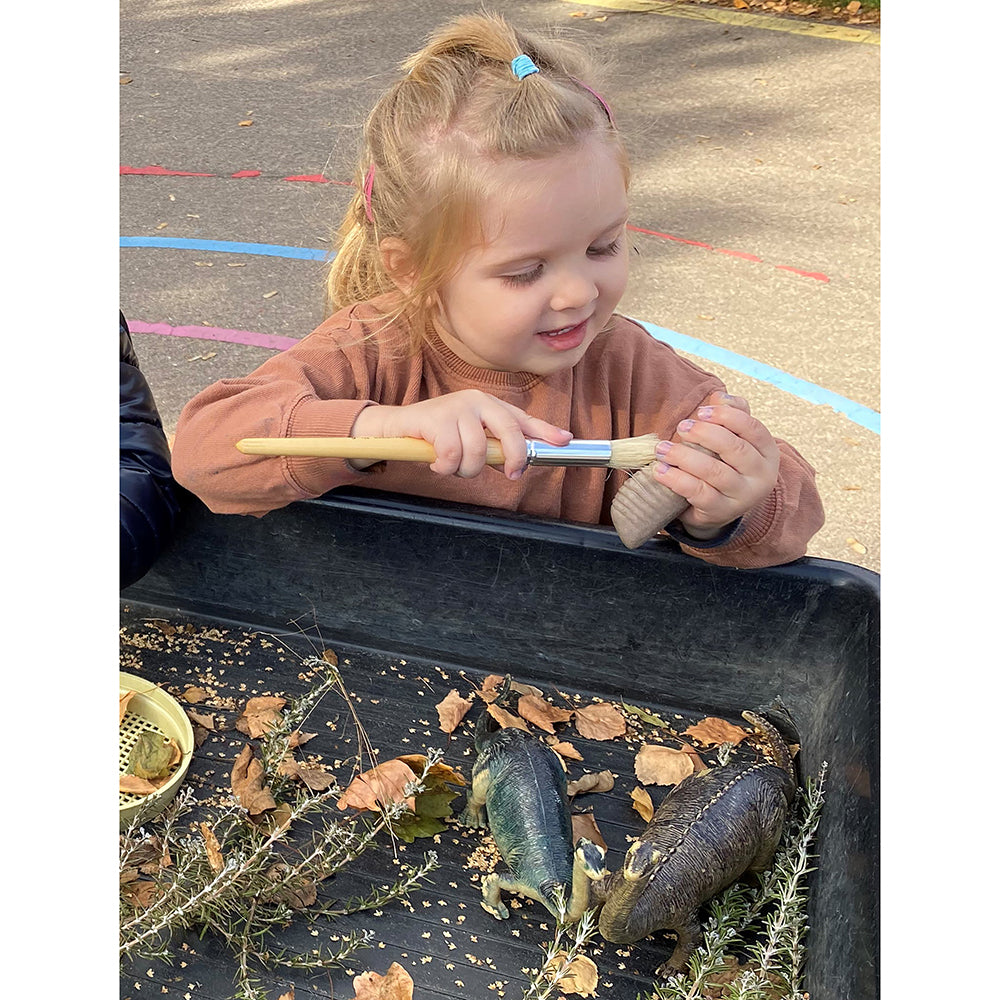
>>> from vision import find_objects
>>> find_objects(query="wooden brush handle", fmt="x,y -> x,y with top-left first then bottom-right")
237,436 -> 508,465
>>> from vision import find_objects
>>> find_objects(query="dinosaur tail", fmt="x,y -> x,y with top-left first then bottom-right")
473,673 -> 513,752
742,707 -> 798,792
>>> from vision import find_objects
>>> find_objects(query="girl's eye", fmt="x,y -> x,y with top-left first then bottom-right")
502,265 -> 543,287
588,238 -> 621,257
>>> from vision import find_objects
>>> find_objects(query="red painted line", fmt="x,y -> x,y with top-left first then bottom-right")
128,319 -> 299,352
121,164 -> 831,281
775,265 -> 830,283
121,164 -> 217,177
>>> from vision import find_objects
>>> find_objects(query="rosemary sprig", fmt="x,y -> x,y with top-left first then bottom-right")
119,661 -> 440,995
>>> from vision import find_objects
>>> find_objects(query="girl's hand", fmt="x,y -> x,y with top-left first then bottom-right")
651,391 -> 780,539
349,390 -> 572,480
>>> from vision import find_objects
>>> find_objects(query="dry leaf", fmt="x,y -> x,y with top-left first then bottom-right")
435,689 -> 474,733
288,730 -> 317,747
566,770 -> 615,797
684,716 -> 749,747
846,536 -> 868,555
235,695 -> 286,738
199,822 -> 224,873
186,709 -> 215,730
263,290 -> 279,299
548,740 -> 583,761
396,753 -> 466,787
120,690 -> 136,724
120,773 -> 158,796
278,757 -> 336,791
517,693 -> 573,733
571,811 -> 607,851
734,0 -> 750,8
231,744 -> 278,815
238,119 -> 253,126
545,952 -> 599,996
846,0 -> 861,10
321,648 -> 339,666
573,702 -> 626,740
181,686 -> 209,704
635,744 -> 696,786
487,703 -> 529,731
337,759 -> 416,812
631,786 -> 655,822
352,962 -> 414,1000
277,990 -> 294,1000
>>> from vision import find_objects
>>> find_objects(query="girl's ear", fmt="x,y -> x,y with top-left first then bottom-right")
379,237 -> 417,295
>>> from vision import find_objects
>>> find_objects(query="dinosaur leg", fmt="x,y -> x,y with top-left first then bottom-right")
480,873 -> 511,919
458,767 -> 490,828
656,913 -> 703,977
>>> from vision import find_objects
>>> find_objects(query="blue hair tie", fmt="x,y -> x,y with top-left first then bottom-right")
511,54 -> 539,80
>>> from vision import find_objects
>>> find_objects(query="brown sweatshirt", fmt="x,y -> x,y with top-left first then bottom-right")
171,300 -> 824,568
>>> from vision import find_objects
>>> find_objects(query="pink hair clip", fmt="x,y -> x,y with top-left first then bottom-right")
363,164 -> 375,222
572,78 -> 615,127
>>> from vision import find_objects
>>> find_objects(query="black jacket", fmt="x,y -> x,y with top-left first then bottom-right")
120,312 -> 182,588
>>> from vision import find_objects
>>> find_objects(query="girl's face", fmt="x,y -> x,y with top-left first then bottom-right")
431,136 -> 629,376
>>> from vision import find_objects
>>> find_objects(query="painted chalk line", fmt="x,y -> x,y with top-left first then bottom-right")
120,166 -> 829,282
122,238 -> 878,435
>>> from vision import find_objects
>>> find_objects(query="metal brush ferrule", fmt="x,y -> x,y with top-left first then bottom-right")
525,439 -> 613,467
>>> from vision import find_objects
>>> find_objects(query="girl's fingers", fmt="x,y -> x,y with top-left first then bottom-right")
675,406 -> 778,473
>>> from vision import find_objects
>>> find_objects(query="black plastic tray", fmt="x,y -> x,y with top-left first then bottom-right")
121,488 -> 879,1000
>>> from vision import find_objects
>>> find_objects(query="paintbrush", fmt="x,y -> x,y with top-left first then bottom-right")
235,433 -> 661,470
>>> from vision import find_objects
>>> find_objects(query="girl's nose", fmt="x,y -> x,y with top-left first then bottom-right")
549,269 -> 598,313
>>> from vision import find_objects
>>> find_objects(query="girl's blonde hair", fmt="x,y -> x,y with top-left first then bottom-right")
326,10 -> 629,347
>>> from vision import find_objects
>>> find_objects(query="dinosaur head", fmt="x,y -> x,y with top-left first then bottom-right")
574,838 -> 608,881
622,840 -> 662,881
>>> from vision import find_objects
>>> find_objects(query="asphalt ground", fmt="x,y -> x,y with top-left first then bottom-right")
119,0 -> 880,573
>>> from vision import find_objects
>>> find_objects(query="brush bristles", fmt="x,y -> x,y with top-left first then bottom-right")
606,433 -> 661,469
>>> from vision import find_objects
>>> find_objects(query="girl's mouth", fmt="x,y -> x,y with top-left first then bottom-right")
537,319 -> 588,352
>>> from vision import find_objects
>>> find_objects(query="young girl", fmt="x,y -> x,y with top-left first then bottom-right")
171,12 -> 823,569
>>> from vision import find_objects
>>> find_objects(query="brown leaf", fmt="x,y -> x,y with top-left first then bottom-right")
683,716 -> 749,747
322,649 -> 339,666
277,990 -> 294,1000
278,757 -> 336,791
199,822 -> 224,873
120,690 -> 136,724
571,811 -> 606,851
238,119 -> 253,126
186,709 -> 215,730
487,703 -> 529,731
122,879 -> 160,908
231,744 -> 278,815
337,759 -> 416,812
235,695 -> 286,738
119,773 -> 158,796
266,863 -> 317,909
396,754 -> 466,787
518,694 -> 573,733
435,689 -> 474,733
846,0 -> 861,11
630,786 -> 655,822
566,770 -> 615,797
544,952 -> 599,996
634,744 -> 696,786
181,686 -> 210,704
288,730 -> 317,747
573,702 -> 626,740
548,740 -> 583,761
352,962 -> 414,1000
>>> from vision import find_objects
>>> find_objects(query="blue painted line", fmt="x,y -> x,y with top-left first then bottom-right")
637,320 -> 880,435
119,236 -> 333,261
121,236 -> 880,435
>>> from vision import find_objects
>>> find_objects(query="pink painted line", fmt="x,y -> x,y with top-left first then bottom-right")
231,170 -> 262,178
775,265 -> 830,283
121,164 -> 217,177
128,320 -> 298,351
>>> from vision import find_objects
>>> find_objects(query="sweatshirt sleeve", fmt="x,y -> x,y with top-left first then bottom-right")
674,437 -> 825,568
171,319 -> 384,516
